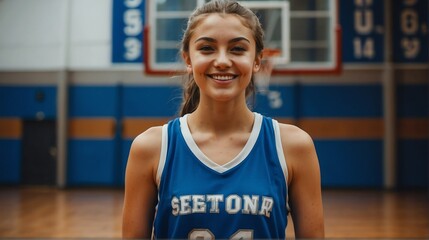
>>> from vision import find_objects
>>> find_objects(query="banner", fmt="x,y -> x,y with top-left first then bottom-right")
393,0 -> 429,63
112,0 -> 145,63
341,0 -> 385,63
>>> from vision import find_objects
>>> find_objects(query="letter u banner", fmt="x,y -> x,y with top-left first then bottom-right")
340,0 -> 385,63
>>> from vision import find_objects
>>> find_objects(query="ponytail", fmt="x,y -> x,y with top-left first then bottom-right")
179,74 -> 200,116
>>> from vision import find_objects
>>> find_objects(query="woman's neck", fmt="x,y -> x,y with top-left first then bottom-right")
187,100 -> 254,135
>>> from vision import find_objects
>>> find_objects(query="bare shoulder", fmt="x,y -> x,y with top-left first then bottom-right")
131,126 -> 163,154
276,123 -> 319,184
127,126 -> 164,177
277,123 -> 315,152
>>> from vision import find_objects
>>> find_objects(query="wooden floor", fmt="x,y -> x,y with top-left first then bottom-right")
0,187 -> 428,238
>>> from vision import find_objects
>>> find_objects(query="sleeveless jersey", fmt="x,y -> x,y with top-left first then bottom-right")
153,113 -> 289,239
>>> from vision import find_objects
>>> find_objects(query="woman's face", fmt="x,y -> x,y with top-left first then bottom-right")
183,13 -> 261,103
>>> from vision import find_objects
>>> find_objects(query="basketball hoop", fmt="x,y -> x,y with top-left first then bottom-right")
255,48 -> 281,95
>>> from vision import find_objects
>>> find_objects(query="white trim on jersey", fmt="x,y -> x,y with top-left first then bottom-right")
272,119 -> 290,212
273,119 -> 288,184
179,113 -> 263,174
156,123 -> 169,188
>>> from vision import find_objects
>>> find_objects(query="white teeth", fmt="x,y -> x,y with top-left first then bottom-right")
211,75 -> 234,81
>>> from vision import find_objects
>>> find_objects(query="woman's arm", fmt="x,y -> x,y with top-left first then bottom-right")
122,127 -> 162,238
280,124 -> 325,238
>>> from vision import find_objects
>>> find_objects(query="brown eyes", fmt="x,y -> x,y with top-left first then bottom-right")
197,46 -> 247,54
231,46 -> 246,52
198,46 -> 214,52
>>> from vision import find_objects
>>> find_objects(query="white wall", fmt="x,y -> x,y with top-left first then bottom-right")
0,0 -> 112,71
69,0 -> 112,70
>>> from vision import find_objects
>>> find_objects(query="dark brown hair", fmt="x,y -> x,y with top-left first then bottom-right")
179,0 -> 265,116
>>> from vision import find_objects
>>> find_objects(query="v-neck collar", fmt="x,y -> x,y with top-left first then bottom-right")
179,113 -> 262,174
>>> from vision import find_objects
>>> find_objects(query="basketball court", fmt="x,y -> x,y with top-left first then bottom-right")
0,187 -> 428,238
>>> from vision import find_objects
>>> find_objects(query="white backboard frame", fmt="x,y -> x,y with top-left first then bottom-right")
144,0 -> 341,75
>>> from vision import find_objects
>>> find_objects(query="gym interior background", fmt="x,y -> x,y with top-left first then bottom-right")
0,0 -> 427,190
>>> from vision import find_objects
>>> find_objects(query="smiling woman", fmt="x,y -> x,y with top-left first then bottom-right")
182,13 -> 259,105
122,1 -> 324,239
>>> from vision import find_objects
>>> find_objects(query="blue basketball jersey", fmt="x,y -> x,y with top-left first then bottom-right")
153,113 -> 289,239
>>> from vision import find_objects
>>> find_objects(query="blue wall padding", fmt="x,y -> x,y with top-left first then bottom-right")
316,140 -> 383,188
69,86 -> 119,117
299,84 -> 383,117
397,84 -> 429,117
0,140 -> 21,184
397,140 -> 428,188
0,86 -> 56,118
67,140 -> 119,185
122,86 -> 182,117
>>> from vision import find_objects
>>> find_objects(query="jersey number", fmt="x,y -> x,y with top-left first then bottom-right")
189,229 -> 253,240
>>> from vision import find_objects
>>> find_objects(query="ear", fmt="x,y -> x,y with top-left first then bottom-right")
182,52 -> 192,74
253,53 -> 263,73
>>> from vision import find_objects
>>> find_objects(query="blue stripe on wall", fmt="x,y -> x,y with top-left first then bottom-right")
397,84 -> 429,117
122,86 -> 182,117
253,85 -> 295,117
1,84 -> 426,188
0,139 -> 21,184
299,84 -> 383,117
67,140 -> 118,186
0,86 -> 56,118
316,140 -> 383,188
121,84 -> 384,118
69,86 -> 119,117
397,140 -> 428,188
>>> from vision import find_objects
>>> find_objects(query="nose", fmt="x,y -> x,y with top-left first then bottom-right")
214,50 -> 232,69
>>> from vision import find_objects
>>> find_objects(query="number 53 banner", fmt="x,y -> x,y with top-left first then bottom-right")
112,0 -> 145,64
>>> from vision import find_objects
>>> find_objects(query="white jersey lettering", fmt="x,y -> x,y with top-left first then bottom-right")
171,196 -> 179,216
192,195 -> 206,213
242,195 -> 259,215
171,194 -> 273,218
206,194 -> 223,213
226,195 -> 241,214
179,195 -> 192,215
259,196 -> 274,217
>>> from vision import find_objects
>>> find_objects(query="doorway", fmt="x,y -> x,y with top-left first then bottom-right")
21,120 -> 57,186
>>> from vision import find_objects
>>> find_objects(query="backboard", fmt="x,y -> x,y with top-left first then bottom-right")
144,0 -> 341,75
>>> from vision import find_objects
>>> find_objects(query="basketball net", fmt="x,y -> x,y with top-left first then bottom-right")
254,48 -> 280,95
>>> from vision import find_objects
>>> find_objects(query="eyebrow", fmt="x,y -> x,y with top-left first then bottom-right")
194,37 -> 251,44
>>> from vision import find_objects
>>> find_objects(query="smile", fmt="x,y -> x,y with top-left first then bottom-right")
208,74 -> 237,81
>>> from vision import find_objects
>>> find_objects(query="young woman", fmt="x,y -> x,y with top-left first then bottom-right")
122,0 -> 324,238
